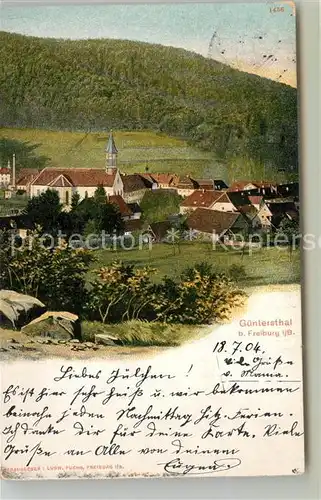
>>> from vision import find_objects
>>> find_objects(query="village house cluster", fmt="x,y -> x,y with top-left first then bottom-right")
4,132 -> 299,242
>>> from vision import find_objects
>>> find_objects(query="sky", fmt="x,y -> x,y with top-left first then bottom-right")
1,2 -> 297,87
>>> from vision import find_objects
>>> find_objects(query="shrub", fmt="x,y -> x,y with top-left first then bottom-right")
155,266 -> 247,324
86,260 -> 247,326
228,263 -> 247,281
182,261 -> 216,279
86,261 -> 157,323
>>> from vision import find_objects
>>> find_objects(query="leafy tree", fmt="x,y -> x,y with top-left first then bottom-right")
97,204 -> 124,234
168,214 -> 189,255
1,231 -> 93,314
276,216 -> 300,258
83,219 -> 99,239
0,229 -> 14,289
26,189 -> 62,235
71,191 -> 80,210
57,211 -> 74,238
74,197 -> 98,221
57,210 -> 86,239
0,137 -> 50,172
74,196 -> 124,235
94,185 -> 107,205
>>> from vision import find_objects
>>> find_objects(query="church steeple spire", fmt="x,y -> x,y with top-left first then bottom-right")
105,130 -> 118,173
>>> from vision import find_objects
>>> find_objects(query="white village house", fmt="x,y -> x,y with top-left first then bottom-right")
0,167 -> 11,187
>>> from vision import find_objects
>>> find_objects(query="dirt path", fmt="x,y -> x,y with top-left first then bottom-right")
0,327 -> 172,362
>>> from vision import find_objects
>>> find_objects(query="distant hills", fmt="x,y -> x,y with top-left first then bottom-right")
0,31 -> 298,174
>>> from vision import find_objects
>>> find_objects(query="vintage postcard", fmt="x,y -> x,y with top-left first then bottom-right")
0,2 -> 304,480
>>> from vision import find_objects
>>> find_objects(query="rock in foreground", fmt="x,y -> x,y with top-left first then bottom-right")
0,290 -> 46,328
95,333 -> 123,346
22,311 -> 81,341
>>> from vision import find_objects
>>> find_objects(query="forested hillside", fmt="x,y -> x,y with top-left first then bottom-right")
0,31 -> 298,173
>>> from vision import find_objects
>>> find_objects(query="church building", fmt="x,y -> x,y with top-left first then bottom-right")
18,131 -> 124,207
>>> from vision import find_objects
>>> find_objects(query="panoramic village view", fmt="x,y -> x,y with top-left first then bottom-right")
0,4 -> 299,358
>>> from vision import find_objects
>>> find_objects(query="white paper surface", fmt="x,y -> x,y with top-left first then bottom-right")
1,287 -> 304,480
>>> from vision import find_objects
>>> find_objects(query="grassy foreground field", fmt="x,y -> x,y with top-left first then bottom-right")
90,242 -> 300,287
82,320 -> 207,347
0,243 -> 299,356
1,127 -> 225,179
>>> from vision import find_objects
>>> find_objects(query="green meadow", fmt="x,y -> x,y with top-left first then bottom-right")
1,127 -> 226,179
90,243 -> 300,288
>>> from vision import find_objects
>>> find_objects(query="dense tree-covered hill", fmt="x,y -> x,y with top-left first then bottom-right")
0,31 -> 298,173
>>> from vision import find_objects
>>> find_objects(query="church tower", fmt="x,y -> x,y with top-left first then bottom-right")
105,130 -> 118,173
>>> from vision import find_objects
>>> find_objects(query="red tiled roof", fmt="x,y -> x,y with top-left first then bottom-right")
228,181 -> 257,192
197,184 -> 214,191
0,168 -> 10,174
16,169 -> 40,186
187,209 -> 240,235
138,173 -> 179,185
32,168 -> 116,187
248,196 -> 263,205
121,174 -> 147,192
138,173 -> 157,184
229,181 -> 277,192
16,176 -> 28,186
150,173 -> 179,185
181,190 -> 229,208
16,174 -> 37,186
238,204 -> 258,220
109,195 -> 132,216
18,168 -> 40,177
149,220 -> 172,240
194,179 -> 215,190
176,176 -> 197,189
48,175 -> 74,188
136,174 -> 155,189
